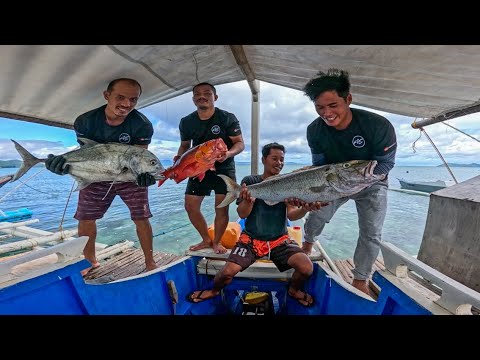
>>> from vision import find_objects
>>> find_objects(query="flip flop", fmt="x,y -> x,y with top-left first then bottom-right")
185,290 -> 218,303
288,290 -> 314,307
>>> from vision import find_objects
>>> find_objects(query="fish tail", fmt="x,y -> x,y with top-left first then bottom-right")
10,140 -> 42,182
216,174 -> 241,208
157,177 -> 167,187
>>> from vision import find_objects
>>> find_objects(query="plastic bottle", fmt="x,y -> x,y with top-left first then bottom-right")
288,226 -> 303,247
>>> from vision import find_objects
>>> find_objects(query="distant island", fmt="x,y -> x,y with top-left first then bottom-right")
437,163 -> 480,168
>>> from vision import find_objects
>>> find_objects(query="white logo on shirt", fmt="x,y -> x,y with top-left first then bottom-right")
119,133 -> 131,143
352,135 -> 365,148
211,125 -> 220,135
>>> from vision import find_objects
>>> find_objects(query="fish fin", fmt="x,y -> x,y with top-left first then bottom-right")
77,137 -> 99,147
264,200 -> 280,206
74,179 -> 92,191
197,172 -> 206,182
157,170 -> 170,187
216,175 -> 241,208
10,140 -> 42,182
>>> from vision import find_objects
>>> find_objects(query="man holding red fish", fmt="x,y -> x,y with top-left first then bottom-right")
172,83 -> 245,254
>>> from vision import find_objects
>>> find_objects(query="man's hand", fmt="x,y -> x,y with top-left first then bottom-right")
285,198 -> 328,211
216,150 -> 229,163
239,183 -> 255,204
45,154 -> 70,175
137,173 -> 156,187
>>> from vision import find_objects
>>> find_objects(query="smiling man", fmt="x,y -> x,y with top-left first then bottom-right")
173,82 -> 245,254
44,78 -> 158,276
302,68 -> 397,295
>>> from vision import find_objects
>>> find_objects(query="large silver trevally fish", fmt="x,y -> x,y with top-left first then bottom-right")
217,160 -> 385,208
11,138 -> 165,190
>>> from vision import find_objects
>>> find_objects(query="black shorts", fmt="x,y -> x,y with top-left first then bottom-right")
228,233 -> 304,272
185,169 -> 236,196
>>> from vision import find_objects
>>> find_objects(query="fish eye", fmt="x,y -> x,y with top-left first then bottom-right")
343,163 -> 351,168
150,160 -> 157,166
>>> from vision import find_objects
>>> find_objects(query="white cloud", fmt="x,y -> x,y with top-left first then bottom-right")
1,80 -> 480,167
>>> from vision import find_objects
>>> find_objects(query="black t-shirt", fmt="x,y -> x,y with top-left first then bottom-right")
74,104 -> 153,145
240,175 -> 289,241
179,107 -> 242,171
306,108 -> 396,164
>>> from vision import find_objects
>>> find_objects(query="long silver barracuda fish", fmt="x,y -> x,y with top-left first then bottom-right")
11,138 -> 165,190
217,160 -> 385,208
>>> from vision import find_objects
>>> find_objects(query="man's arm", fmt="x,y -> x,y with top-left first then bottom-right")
218,134 -> 245,163
173,140 -> 192,162
236,183 -> 255,219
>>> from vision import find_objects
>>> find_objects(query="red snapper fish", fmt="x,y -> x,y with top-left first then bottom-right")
158,138 -> 228,187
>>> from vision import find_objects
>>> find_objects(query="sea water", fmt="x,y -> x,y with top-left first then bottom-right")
1,165 -> 479,259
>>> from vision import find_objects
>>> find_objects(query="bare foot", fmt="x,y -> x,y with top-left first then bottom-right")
302,242 -> 313,255
213,243 -> 227,254
352,279 -> 371,296
189,241 -> 212,251
80,261 -> 100,277
145,262 -> 158,272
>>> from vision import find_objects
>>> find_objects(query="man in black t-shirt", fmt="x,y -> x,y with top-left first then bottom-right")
186,142 -> 324,306
173,82 -> 245,254
44,78 -> 158,275
302,69 -> 397,296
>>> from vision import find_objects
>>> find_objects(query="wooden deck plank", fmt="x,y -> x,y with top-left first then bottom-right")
84,248 -> 185,282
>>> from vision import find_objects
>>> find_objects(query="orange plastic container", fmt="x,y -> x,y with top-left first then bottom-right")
208,221 -> 241,249
287,226 -> 303,246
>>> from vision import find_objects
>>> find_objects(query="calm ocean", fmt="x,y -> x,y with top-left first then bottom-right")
1,164 -> 479,259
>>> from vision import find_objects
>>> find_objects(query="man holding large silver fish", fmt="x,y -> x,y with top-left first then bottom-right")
44,78 -> 160,275
302,68 -> 397,295
187,143 -> 321,306
173,83 -> 245,254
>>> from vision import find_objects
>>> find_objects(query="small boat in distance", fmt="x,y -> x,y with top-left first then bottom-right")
397,178 -> 451,193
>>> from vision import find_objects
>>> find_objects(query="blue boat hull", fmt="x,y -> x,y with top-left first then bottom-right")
0,255 -> 431,315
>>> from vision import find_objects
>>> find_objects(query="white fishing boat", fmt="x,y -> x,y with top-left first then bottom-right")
397,178 -> 450,193
0,45 -> 479,315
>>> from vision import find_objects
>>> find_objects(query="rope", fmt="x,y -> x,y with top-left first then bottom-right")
57,179 -> 77,234
442,122 -> 480,143
417,127 -> 459,184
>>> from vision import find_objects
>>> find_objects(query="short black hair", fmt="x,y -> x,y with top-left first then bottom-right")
303,68 -> 350,101
262,142 -> 285,158
193,82 -> 217,95
107,78 -> 143,95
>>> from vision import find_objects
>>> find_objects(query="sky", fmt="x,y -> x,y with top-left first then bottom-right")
1,80 -> 480,166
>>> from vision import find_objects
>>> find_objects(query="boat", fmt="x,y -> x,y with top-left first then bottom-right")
0,45 -> 480,315
0,208 -> 33,222
397,178 -> 449,193
0,174 -> 13,189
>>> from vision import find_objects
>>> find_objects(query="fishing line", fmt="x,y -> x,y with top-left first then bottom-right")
153,208 -> 216,237
0,168 -> 46,204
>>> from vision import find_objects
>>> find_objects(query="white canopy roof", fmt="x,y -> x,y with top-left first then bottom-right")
1,45 -> 480,129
